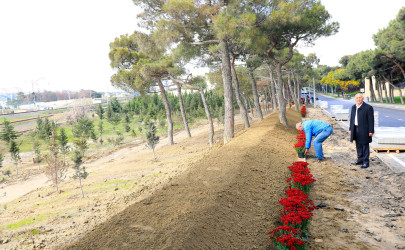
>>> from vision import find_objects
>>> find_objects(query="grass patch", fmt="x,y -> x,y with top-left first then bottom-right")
0,213 -> 51,230
370,96 -> 405,105
87,178 -> 139,192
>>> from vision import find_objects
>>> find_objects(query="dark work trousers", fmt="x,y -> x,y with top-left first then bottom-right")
354,126 -> 370,165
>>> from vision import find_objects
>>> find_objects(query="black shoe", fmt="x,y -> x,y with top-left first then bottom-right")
351,160 -> 363,165
361,163 -> 369,168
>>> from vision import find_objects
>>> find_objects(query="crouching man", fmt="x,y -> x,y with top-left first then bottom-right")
296,120 -> 333,162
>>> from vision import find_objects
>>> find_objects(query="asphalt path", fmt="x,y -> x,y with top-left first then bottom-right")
305,93 -> 405,127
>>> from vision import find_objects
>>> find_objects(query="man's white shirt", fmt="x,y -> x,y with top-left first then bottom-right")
355,102 -> 363,126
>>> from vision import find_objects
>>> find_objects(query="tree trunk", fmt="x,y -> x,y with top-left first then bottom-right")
263,88 -> 269,112
198,90 -> 214,146
287,72 -> 295,104
266,85 -> 273,111
383,82 -> 390,103
292,72 -> 301,112
220,40 -> 234,144
172,78 -> 214,146
247,66 -> 263,121
152,148 -> 156,161
240,93 -> 251,118
382,82 -> 391,103
248,96 -> 255,117
282,77 -> 287,100
370,82 -> 377,102
79,178 -> 84,198
15,162 -> 19,175
388,81 -> 404,104
267,63 -> 278,110
175,82 -> 191,137
274,64 -> 288,126
397,85 -> 404,105
230,54 -> 250,129
54,153 -> 59,192
377,81 -> 384,103
157,79 -> 174,145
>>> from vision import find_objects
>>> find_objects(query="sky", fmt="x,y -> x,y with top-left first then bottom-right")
0,0 -> 404,94
298,0 -> 405,66
0,0 -> 140,93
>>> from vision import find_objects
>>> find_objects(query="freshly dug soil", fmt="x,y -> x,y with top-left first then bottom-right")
2,106 -> 404,250
64,111 -> 300,249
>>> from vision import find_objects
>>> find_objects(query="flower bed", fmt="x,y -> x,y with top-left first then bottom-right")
269,161 -> 316,249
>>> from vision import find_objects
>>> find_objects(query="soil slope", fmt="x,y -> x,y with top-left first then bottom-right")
2,107 -> 404,249
64,111 -> 300,249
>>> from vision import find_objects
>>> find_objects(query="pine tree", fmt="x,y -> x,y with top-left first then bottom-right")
9,139 -> 21,175
106,103 -> 113,120
58,128 -> 70,165
41,117 -> 52,140
96,104 -> 104,120
44,129 -> 67,192
33,139 -> 42,169
98,120 -> 104,144
108,113 -> 121,134
146,122 -> 160,161
0,119 -> 19,143
72,150 -> 88,198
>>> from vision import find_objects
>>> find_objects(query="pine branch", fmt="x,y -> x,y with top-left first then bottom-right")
190,40 -> 220,46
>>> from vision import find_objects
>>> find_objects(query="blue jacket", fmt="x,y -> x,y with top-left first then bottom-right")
303,120 -> 331,149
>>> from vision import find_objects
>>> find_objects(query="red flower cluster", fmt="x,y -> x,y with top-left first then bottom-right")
280,189 -> 316,228
301,105 -> 306,115
268,226 -> 306,250
296,131 -> 306,140
294,131 -> 306,153
269,161 -> 317,249
287,173 -> 316,190
287,161 -> 309,173
294,140 -> 305,149
287,162 -> 316,193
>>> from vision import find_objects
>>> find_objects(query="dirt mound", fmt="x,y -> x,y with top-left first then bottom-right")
63,111 -> 301,249
3,106 -> 404,249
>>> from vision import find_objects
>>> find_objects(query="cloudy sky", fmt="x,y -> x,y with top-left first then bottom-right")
0,0 -> 403,93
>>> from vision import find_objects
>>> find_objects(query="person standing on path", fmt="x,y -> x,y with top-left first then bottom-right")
296,120 -> 333,162
349,93 -> 374,169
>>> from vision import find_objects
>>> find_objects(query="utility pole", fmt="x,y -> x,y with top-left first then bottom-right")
313,77 -> 316,107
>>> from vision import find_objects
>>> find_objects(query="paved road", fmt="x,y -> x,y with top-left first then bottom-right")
305,93 -> 405,127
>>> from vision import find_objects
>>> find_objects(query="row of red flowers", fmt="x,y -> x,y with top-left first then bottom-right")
269,161 -> 316,250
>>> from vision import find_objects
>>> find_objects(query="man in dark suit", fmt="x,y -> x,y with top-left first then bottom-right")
349,93 -> 374,168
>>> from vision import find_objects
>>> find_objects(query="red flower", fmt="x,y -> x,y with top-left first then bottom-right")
288,161 -> 310,174
301,105 -> 306,115
269,226 -> 306,250
294,140 -> 305,149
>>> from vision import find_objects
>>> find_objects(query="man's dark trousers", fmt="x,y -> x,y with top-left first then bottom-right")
355,126 -> 370,165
